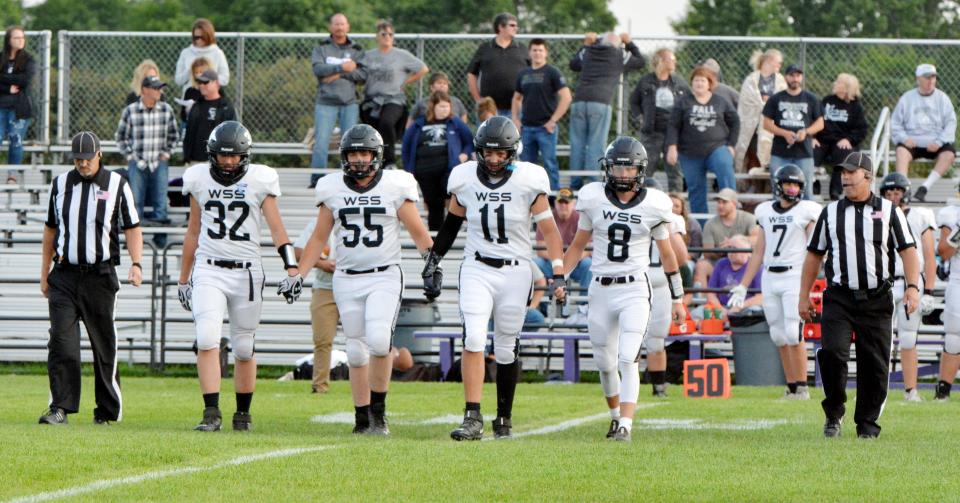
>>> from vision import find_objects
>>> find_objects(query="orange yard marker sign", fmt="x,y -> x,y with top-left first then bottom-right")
683,359 -> 731,399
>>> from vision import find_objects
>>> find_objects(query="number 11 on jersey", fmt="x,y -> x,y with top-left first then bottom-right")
480,203 -> 508,244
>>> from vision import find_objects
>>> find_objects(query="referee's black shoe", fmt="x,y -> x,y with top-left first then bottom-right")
232,411 -> 252,431
38,407 -> 67,425
194,406 -> 222,432
823,417 -> 843,438
450,409 -> 484,441
492,417 -> 512,439
93,416 -> 111,425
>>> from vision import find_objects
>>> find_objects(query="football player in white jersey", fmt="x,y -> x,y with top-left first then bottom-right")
879,173 -> 937,401
421,116 -> 566,441
729,165 -> 820,400
641,177 -> 689,398
178,121 -> 303,432
934,182 -> 960,400
299,124 -> 434,435
562,137 -> 686,442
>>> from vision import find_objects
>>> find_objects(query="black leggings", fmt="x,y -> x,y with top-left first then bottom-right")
414,163 -> 449,231
362,103 -> 406,166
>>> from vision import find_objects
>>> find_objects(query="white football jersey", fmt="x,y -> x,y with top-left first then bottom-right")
182,163 -> 281,261
937,205 -> 960,278
315,170 -> 419,271
576,182 -> 673,276
650,212 -> 687,267
755,199 -> 822,268
895,206 -> 936,276
447,161 -> 550,260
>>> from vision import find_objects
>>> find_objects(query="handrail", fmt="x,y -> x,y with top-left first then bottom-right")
869,106 -> 891,181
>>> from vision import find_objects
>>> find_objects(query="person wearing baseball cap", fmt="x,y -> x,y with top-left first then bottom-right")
891,62 -> 957,202
183,67 -> 236,163
762,62 -> 824,200
534,187 -> 591,289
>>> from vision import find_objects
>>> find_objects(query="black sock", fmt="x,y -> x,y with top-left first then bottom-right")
465,402 -> 481,412
370,391 -> 387,415
905,387 -> 914,393
496,361 -> 519,419
787,382 -> 798,393
940,380 -> 953,392
203,392 -> 219,409
355,405 -> 370,425
650,371 -> 666,386
236,392 -> 253,413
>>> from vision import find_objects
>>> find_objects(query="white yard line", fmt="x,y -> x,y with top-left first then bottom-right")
7,446 -> 335,503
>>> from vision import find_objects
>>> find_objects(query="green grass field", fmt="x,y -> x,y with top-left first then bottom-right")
2,374 -> 959,502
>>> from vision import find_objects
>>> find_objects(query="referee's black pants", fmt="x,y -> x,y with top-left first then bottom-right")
46,263 -> 122,421
818,286 -> 893,436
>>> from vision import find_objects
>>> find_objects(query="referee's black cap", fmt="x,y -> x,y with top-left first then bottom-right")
71,131 -> 100,160
838,151 -> 872,173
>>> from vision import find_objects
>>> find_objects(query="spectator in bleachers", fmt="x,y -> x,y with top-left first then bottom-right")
174,19 -> 229,88
631,48 -> 689,192
665,66 -> 739,217
176,57 -> 213,128
115,75 -> 180,246
814,73 -> 868,201
401,91 -> 474,230
705,234 -> 763,320
466,13 -> 529,116
735,49 -> 785,173
358,20 -> 429,170
534,188 -> 591,288
309,13 -> 364,187
294,219 -> 339,394
0,26 -> 35,175
568,32 -> 644,189
697,58 -> 739,109
893,63 -> 957,202
476,96 -> 497,123
693,188 -> 759,297
511,38 -> 572,191
183,69 -> 236,164
762,64 -> 823,200
407,72 -> 468,127
125,59 -> 160,106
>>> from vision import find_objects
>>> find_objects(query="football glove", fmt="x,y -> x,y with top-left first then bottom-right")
421,250 -> 443,301
920,294 -> 936,316
178,282 -> 192,312
551,275 -> 567,307
727,284 -> 747,309
277,274 -> 303,304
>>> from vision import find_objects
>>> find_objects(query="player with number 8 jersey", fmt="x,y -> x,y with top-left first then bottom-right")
179,121 -> 303,433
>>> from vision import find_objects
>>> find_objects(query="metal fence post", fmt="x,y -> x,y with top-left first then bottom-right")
56,31 -> 70,144
616,73 -> 625,136
235,35 -> 245,121
40,31 -> 51,146
416,36 -> 425,102
799,38 -> 807,76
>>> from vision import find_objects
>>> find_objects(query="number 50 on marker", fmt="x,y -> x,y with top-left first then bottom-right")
683,359 -> 731,399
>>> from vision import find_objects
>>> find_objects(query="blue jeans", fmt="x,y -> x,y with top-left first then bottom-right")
520,126 -> 560,190
534,256 -> 592,291
679,146 -> 736,216
126,159 -> 169,222
0,108 -> 30,164
497,108 -> 512,118
311,103 -> 359,182
769,155 -> 815,200
568,101 -> 611,189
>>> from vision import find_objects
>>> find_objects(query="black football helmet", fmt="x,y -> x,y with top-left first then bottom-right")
601,136 -> 647,192
340,124 -> 383,179
474,116 -> 520,178
207,121 -> 252,186
880,172 -> 911,205
773,164 -> 805,203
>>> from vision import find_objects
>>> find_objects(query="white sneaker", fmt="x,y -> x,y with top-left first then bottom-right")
778,388 -> 797,401
795,386 -> 810,400
904,388 -> 923,402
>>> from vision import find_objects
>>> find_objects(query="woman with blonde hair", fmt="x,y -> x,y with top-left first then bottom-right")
734,48 -> 786,172
814,73 -> 868,200
174,18 -> 229,88
126,60 -> 160,105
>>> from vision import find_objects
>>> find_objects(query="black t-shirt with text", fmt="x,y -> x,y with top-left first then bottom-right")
515,64 -> 567,127
762,89 -> 822,159
415,121 -> 449,173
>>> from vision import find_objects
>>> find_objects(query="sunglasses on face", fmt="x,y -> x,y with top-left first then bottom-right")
379,31 -> 394,37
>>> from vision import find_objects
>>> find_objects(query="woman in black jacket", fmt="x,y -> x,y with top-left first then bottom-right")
814,73 -> 868,200
0,26 -> 35,177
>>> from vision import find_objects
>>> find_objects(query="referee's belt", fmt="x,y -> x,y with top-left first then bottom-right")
766,265 -> 793,273
343,265 -> 391,275
595,275 -> 636,286
55,261 -> 115,273
207,259 -> 253,269
474,252 -> 520,268
828,281 -> 892,301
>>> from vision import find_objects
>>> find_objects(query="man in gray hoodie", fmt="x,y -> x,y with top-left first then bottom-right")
893,63 -> 957,202
310,13 -> 365,187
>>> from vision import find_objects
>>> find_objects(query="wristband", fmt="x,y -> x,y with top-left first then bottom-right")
666,270 -> 684,301
551,259 -> 563,269
131,262 -> 142,270
278,243 -> 298,270
533,210 -> 553,222
906,284 -> 920,292
924,288 -> 934,295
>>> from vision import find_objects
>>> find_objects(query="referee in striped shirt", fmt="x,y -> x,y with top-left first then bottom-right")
799,152 -> 920,439
38,131 -> 143,425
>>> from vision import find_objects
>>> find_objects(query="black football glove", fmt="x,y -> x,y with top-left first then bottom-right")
422,250 -> 443,301
551,275 -> 567,307
277,274 -> 303,304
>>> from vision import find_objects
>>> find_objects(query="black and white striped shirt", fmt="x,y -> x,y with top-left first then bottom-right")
807,193 -> 915,290
45,167 -> 140,265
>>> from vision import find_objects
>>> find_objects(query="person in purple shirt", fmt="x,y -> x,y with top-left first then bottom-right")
706,234 -> 763,319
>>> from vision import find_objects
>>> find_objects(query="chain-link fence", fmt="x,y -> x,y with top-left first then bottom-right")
11,31 -> 51,146
53,32 -> 960,154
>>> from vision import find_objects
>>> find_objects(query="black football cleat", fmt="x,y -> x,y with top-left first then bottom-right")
606,419 -> 619,439
232,411 -> 252,431
194,406 -> 222,432
450,409 -> 484,441
935,381 -> 952,401
652,384 -> 668,398
612,426 -> 632,442
38,407 -> 67,425
913,186 -> 928,202
353,409 -> 371,434
367,411 -> 390,436
823,417 -> 842,438
492,417 -> 512,439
